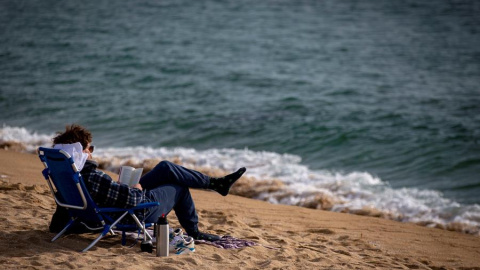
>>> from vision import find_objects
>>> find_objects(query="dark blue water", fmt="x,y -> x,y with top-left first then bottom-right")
1,0 -> 480,205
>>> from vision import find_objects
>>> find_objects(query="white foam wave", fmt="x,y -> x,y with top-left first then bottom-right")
2,125 -> 479,234
0,125 -> 53,151
93,144 -> 480,233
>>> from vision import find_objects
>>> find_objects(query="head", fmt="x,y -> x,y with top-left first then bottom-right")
52,124 -> 93,153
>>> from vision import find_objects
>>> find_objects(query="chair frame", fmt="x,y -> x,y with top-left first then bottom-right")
38,147 -> 159,252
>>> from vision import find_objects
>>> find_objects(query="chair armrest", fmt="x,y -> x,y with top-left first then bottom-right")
131,202 -> 160,210
97,202 -> 159,213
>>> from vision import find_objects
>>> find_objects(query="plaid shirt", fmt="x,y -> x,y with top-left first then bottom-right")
80,160 -> 143,208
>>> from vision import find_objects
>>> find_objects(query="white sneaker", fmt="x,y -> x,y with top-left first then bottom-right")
169,228 -> 183,242
169,228 -> 184,251
170,235 -> 195,255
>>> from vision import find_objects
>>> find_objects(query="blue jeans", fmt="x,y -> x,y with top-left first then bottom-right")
139,161 -> 210,235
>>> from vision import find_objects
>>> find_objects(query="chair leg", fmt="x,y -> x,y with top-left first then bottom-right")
122,231 -> 127,246
81,212 -> 129,252
52,218 -> 77,242
82,228 -> 109,252
129,213 -> 153,240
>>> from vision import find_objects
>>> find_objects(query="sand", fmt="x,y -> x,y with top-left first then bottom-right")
0,149 -> 479,270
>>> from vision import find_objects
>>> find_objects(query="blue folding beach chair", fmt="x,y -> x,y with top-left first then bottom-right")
38,147 -> 159,252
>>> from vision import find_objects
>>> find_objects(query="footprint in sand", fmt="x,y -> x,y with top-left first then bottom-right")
307,228 -> 335,235
332,249 -> 351,256
264,235 -> 288,244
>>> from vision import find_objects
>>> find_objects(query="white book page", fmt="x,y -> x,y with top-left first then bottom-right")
119,166 -> 134,185
130,168 -> 143,186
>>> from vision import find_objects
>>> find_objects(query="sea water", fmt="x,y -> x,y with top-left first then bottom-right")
1,0 -> 479,233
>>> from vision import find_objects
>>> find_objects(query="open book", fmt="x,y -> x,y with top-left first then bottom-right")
118,166 -> 143,187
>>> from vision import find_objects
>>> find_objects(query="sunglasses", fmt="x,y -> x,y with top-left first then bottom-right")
88,145 -> 95,153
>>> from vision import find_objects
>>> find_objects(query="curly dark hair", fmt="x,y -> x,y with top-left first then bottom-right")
52,124 -> 92,150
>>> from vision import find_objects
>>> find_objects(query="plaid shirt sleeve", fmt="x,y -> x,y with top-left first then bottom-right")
82,170 -> 143,208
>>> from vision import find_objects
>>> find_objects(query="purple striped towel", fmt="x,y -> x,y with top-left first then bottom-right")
194,235 -> 257,249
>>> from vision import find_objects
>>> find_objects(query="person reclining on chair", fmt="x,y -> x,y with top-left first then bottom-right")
52,124 -> 246,241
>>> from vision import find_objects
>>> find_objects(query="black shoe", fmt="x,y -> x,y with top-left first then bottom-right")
193,231 -> 222,242
209,167 -> 247,196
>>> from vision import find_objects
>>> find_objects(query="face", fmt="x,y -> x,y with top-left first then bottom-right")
84,143 -> 94,159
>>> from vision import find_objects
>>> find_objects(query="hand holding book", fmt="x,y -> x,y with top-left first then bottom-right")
118,166 -> 143,187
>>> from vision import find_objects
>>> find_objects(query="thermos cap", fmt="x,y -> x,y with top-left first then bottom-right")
157,214 -> 168,224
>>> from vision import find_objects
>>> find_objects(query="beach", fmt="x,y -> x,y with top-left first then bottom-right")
0,149 -> 479,270
2,1 -> 479,269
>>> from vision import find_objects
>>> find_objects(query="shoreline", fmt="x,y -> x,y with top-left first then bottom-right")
2,136 -> 479,236
1,149 -> 480,269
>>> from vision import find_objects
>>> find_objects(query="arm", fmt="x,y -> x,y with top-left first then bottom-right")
83,170 -> 144,208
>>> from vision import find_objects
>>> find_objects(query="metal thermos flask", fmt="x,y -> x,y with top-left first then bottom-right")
156,214 -> 169,257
